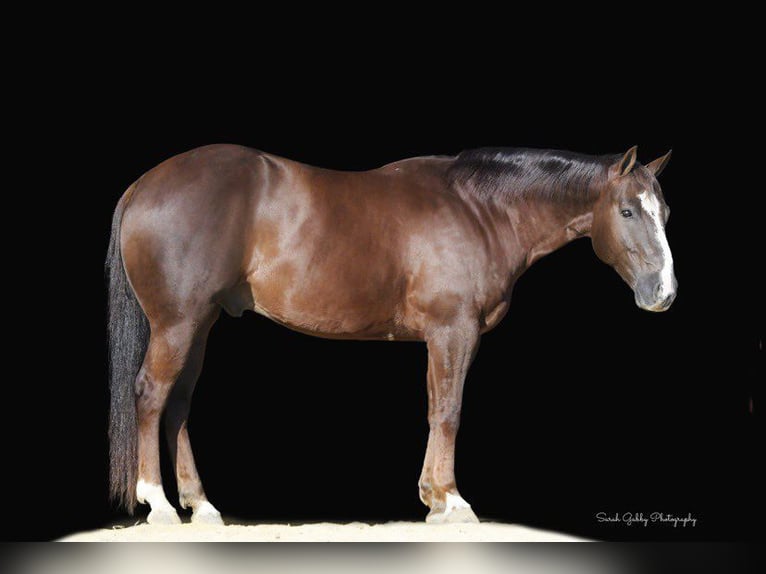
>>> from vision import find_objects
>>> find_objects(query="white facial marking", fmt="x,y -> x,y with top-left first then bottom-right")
136,479 -> 175,511
445,492 -> 471,513
638,190 -> 675,299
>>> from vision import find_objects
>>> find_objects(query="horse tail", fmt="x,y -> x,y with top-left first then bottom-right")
105,185 -> 148,514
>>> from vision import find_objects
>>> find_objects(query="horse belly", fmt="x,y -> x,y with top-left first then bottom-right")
245,255 -> 407,340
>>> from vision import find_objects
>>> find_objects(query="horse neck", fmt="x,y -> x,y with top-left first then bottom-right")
447,153 -> 608,274
510,195 -> 596,269
469,182 -> 602,273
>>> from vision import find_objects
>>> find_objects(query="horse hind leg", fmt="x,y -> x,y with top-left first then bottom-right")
135,310 -> 216,524
164,322 -> 223,525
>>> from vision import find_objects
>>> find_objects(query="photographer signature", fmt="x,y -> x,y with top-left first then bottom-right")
595,512 -> 697,527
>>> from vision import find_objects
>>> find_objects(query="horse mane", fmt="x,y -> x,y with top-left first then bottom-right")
447,147 -> 617,203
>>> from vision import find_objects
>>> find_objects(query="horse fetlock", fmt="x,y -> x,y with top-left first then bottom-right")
418,481 -> 434,506
136,479 -> 163,505
178,489 -> 205,510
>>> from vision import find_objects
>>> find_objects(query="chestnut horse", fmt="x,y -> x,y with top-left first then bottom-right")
106,144 -> 675,524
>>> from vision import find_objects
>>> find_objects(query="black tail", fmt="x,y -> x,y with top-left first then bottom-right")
106,189 -> 148,514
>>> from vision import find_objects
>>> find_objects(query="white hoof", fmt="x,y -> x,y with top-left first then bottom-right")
426,506 -> 480,524
192,501 -> 224,525
426,492 -> 479,524
147,507 -> 182,525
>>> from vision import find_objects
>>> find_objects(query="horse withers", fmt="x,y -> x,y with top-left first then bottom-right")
106,144 -> 674,525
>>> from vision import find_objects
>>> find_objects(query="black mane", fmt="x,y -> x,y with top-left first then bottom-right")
447,147 -> 617,202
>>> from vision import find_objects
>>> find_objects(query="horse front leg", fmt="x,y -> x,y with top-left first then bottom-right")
419,321 -> 480,524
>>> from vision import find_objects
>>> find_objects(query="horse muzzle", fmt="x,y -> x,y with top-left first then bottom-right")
634,271 -> 677,312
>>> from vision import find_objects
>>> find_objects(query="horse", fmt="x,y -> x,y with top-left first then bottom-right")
106,143 -> 675,525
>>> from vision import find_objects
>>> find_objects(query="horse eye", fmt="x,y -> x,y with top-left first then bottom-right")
620,209 -> 633,218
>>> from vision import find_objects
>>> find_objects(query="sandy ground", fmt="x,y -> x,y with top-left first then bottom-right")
59,520 -> 587,542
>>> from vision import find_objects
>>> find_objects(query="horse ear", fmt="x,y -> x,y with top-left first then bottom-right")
615,145 -> 638,177
646,149 -> 672,177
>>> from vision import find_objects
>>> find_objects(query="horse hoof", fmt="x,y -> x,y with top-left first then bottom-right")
147,508 -> 182,525
426,506 -> 480,524
192,502 -> 224,525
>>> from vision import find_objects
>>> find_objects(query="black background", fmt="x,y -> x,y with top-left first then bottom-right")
4,14 -> 761,542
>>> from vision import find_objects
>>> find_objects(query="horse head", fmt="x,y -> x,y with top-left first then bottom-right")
591,146 -> 676,312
